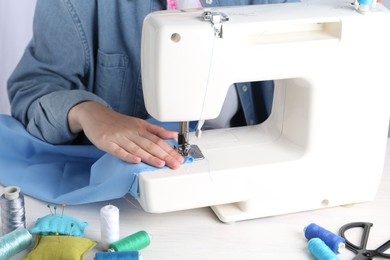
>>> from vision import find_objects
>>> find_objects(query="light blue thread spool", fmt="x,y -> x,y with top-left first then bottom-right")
95,251 -> 141,260
358,0 -> 373,4
308,238 -> 339,260
0,227 -> 32,259
356,0 -> 375,12
304,223 -> 345,254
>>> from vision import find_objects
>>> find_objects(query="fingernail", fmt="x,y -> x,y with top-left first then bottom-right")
171,160 -> 181,169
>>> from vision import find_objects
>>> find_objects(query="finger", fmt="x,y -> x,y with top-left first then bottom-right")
101,132 -> 172,168
142,130 -> 183,157
117,137 -> 167,168
106,141 -> 142,164
136,131 -> 184,169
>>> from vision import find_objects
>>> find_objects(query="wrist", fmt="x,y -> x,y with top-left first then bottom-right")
68,101 -> 94,134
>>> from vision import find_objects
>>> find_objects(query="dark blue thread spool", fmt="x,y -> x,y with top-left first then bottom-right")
304,223 -> 345,254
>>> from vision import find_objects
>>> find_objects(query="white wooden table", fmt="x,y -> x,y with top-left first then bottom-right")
3,139 -> 390,260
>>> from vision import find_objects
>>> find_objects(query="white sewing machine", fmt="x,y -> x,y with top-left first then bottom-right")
139,0 -> 390,223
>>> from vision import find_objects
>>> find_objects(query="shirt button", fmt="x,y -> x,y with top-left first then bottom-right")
242,85 -> 248,92
206,0 -> 213,4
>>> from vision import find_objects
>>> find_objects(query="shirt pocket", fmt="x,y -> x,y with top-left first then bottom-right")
95,50 -> 129,111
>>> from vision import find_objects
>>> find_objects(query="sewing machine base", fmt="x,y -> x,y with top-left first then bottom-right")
137,113 -> 388,223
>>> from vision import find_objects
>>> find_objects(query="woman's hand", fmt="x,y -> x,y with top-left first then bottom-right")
68,101 -> 184,169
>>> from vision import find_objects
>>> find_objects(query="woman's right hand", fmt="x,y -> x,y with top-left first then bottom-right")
68,101 -> 184,169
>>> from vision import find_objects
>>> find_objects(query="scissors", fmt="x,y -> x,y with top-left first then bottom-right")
339,222 -> 390,260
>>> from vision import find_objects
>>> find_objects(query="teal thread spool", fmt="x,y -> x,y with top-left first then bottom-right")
95,251 -> 140,260
0,227 -> 32,259
308,238 -> 339,260
109,231 -> 151,252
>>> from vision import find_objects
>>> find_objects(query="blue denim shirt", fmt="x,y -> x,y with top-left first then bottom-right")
7,0 -> 297,144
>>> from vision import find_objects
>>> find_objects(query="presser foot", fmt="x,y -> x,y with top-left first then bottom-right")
175,144 -> 204,160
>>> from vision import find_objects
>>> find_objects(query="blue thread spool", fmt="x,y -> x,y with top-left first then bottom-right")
304,223 -> 345,254
308,238 -> 338,260
358,0 -> 373,4
0,227 -> 32,259
95,251 -> 140,260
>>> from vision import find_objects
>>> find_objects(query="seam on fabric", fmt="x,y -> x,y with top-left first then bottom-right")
63,0 -> 91,77
132,0 -> 154,115
118,56 -> 130,112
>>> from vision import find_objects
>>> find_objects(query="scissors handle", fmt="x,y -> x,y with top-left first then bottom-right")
339,222 -> 373,252
340,222 -> 390,259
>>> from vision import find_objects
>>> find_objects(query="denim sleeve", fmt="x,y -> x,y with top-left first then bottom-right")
7,0 -> 106,144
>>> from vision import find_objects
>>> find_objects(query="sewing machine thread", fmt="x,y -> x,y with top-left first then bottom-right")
308,238 -> 339,260
109,230 -> 151,252
304,223 -> 345,254
0,227 -> 32,259
0,186 -> 26,235
100,204 -> 120,250
95,251 -> 140,260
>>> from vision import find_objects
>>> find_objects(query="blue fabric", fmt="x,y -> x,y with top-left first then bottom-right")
0,115 -> 191,204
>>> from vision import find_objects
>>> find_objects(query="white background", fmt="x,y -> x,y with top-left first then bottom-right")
0,0 -> 37,115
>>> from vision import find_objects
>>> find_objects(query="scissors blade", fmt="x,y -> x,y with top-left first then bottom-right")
352,255 -> 370,260
352,250 -> 377,260
376,240 -> 390,259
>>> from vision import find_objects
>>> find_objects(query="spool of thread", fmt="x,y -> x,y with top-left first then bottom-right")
100,204 -> 120,250
95,251 -> 141,260
109,231 -> 151,252
304,223 -> 345,254
308,238 -> 339,260
0,186 -> 26,235
0,227 -> 32,259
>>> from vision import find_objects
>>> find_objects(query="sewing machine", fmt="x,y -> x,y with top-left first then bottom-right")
139,0 -> 390,223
